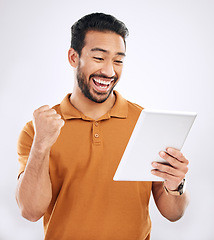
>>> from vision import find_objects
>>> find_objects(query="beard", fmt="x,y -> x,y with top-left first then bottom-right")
76,63 -> 118,103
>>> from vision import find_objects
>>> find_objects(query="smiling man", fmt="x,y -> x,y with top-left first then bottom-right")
16,13 -> 189,240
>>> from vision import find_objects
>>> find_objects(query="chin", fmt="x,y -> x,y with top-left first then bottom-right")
91,89 -> 115,103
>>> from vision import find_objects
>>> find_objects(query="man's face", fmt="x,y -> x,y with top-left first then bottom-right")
76,31 -> 126,103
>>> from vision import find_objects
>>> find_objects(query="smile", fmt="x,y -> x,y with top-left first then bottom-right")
92,77 -> 114,91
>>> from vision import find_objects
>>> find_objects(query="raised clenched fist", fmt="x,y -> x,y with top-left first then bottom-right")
33,105 -> 64,150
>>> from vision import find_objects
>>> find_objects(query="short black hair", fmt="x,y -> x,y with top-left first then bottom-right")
70,13 -> 129,56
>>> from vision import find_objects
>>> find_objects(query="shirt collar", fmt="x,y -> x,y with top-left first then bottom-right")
60,90 -> 128,120
108,90 -> 128,119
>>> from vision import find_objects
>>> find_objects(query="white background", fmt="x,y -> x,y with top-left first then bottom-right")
0,0 -> 213,239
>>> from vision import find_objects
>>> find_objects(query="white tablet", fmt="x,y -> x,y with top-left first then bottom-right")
113,109 -> 197,181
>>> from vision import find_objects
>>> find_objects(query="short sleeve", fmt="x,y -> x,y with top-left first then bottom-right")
17,121 -> 35,178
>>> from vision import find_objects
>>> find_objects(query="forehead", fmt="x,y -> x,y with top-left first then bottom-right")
83,30 -> 126,54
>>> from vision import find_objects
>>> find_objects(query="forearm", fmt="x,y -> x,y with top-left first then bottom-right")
152,182 -> 190,222
16,140 -> 52,222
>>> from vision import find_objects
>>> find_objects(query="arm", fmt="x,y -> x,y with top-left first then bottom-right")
16,106 -> 64,222
151,148 -> 190,222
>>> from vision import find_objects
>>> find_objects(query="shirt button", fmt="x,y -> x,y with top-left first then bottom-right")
94,121 -> 99,126
94,133 -> 99,138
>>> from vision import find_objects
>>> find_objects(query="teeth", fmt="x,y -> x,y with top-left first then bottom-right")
93,78 -> 112,85
99,85 -> 107,89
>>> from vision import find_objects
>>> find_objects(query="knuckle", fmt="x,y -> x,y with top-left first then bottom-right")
51,109 -> 57,114
179,172 -> 185,180
59,118 -> 65,125
184,166 -> 188,174
43,105 -> 50,110
38,111 -> 45,119
179,151 -> 183,157
54,118 -> 64,127
33,109 -> 39,116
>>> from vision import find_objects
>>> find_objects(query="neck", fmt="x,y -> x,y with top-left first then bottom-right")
70,88 -> 116,120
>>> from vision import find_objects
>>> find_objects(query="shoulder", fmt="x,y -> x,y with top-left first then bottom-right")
113,91 -> 143,118
127,100 -> 143,112
17,121 -> 34,151
19,121 -> 34,139
17,121 -> 34,158
126,99 -> 144,119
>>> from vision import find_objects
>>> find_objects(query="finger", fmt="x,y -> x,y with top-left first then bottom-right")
36,105 -> 51,112
45,109 -> 61,118
166,148 -> 189,164
151,168 -> 184,188
159,151 -> 183,169
60,119 -> 65,127
58,118 -> 65,128
159,151 -> 189,175
151,168 -> 184,190
152,162 -> 180,177
33,105 -> 50,117
151,168 -> 179,182
49,112 -> 64,125
52,114 -> 62,120
46,109 -> 57,116
152,162 -> 187,180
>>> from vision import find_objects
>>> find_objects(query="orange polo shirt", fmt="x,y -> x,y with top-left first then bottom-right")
17,91 -> 152,240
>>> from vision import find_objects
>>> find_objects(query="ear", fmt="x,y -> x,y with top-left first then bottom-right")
68,48 -> 79,68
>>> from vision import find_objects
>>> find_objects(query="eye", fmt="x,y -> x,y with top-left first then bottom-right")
114,60 -> 123,65
93,57 -> 104,61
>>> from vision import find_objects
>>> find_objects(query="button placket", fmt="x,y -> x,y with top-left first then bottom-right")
93,121 -> 101,144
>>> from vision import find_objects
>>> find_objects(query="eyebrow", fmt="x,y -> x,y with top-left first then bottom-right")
90,47 -> 126,57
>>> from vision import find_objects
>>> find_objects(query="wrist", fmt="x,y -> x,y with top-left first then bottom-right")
33,136 -> 51,154
163,179 -> 186,196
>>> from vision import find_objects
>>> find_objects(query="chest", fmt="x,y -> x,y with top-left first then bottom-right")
49,117 -> 138,197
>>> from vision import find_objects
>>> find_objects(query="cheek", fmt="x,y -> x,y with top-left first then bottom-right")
115,66 -> 123,77
80,61 -> 100,77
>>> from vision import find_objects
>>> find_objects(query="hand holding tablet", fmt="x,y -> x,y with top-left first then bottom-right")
113,109 -> 197,182
151,147 -> 189,190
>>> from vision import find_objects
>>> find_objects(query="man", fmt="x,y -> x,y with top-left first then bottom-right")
16,13 -> 189,240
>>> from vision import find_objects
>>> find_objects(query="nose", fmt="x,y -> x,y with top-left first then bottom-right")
100,61 -> 115,77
